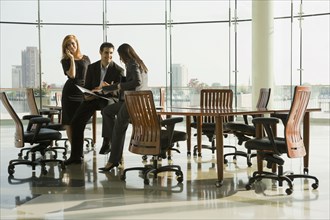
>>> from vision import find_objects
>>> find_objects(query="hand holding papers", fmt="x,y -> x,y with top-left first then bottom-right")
76,85 -> 113,101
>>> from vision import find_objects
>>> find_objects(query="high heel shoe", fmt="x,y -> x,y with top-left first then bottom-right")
98,163 -> 119,171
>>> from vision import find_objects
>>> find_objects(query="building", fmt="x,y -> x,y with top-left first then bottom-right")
21,47 -> 39,88
172,63 -> 188,88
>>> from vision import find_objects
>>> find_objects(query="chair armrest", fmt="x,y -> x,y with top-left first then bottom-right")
252,117 -> 280,126
161,117 -> 184,148
270,113 -> 288,126
22,115 -> 42,120
160,117 -> 183,126
39,108 -> 60,117
252,117 -> 280,153
26,117 -> 51,132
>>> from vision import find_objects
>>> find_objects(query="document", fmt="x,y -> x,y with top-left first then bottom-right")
76,85 -> 113,101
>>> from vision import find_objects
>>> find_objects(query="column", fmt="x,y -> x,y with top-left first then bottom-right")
252,0 -> 274,108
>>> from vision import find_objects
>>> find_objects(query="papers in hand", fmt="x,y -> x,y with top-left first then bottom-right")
76,85 -> 113,101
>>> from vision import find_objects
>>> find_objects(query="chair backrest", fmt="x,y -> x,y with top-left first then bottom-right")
200,89 -> 233,123
285,86 -> 311,158
125,90 -> 161,156
256,88 -> 271,108
26,88 -> 40,115
0,92 -> 24,148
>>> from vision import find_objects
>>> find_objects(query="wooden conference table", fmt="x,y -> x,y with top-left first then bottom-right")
157,106 -> 320,187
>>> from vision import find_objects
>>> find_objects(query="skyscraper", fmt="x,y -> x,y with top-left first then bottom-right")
21,47 -> 39,88
172,64 -> 188,88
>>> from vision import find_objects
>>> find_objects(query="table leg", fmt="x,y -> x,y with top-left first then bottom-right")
215,116 -> 224,187
303,112 -> 310,173
197,116 -> 202,157
92,111 -> 96,145
186,116 -> 191,156
255,123 -> 264,173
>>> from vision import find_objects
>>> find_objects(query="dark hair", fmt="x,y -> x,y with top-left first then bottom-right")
99,42 -> 114,53
117,43 -> 148,73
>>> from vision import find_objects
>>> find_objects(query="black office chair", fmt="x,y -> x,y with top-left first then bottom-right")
158,87 -> 187,160
26,88 -> 67,158
120,90 -> 184,185
244,86 -> 318,195
0,92 -> 65,176
190,89 -> 236,157
224,88 -> 271,166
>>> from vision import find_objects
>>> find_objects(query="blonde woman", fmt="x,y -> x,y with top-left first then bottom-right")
60,35 -> 90,143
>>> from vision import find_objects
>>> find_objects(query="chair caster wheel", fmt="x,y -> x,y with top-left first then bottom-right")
144,179 -> 150,185
8,165 -> 15,175
247,162 -> 252,167
312,183 -> 318,189
245,184 -> 252,190
177,176 -> 183,183
285,188 -> 293,195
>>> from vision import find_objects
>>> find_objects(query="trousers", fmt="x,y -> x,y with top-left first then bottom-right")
101,101 -> 130,163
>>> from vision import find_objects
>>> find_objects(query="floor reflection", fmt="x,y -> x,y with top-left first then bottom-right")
1,123 -> 329,219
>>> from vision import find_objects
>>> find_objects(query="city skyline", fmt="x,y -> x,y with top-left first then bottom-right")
1,1 -> 329,89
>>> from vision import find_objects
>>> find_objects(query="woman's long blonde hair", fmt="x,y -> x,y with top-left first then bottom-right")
61,34 -> 82,60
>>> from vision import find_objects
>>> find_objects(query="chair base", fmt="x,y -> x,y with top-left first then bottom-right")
120,157 -> 184,185
224,150 -> 257,167
9,144 -> 66,176
245,165 -> 319,195
193,144 -> 237,157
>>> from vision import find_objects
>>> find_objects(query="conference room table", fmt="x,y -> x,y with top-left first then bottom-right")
157,106 -> 320,187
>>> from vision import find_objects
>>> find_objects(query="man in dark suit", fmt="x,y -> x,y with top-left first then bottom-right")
64,42 -> 124,165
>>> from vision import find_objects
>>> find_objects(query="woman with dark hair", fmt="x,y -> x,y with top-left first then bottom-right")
98,43 -> 148,171
61,35 -> 90,143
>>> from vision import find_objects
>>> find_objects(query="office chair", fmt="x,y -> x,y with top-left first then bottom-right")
224,88 -> 271,166
120,90 -> 184,185
26,88 -> 67,158
0,92 -> 65,176
244,86 -> 319,195
158,87 -> 187,159
190,89 -> 236,157
142,88 -> 187,161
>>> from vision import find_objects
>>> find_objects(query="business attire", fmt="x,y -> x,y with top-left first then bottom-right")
101,59 -> 148,165
61,55 -> 90,125
65,60 -> 124,164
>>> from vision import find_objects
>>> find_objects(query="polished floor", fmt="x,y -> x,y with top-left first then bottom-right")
0,120 -> 329,219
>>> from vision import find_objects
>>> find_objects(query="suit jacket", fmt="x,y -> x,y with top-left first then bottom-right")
84,60 -> 124,102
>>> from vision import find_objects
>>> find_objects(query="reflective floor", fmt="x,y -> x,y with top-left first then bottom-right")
0,121 -> 329,219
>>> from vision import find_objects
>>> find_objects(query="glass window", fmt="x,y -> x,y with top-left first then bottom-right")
41,1 -> 103,23
107,1 -> 164,23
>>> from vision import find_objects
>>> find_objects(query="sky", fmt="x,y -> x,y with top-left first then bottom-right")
0,0 -> 329,89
